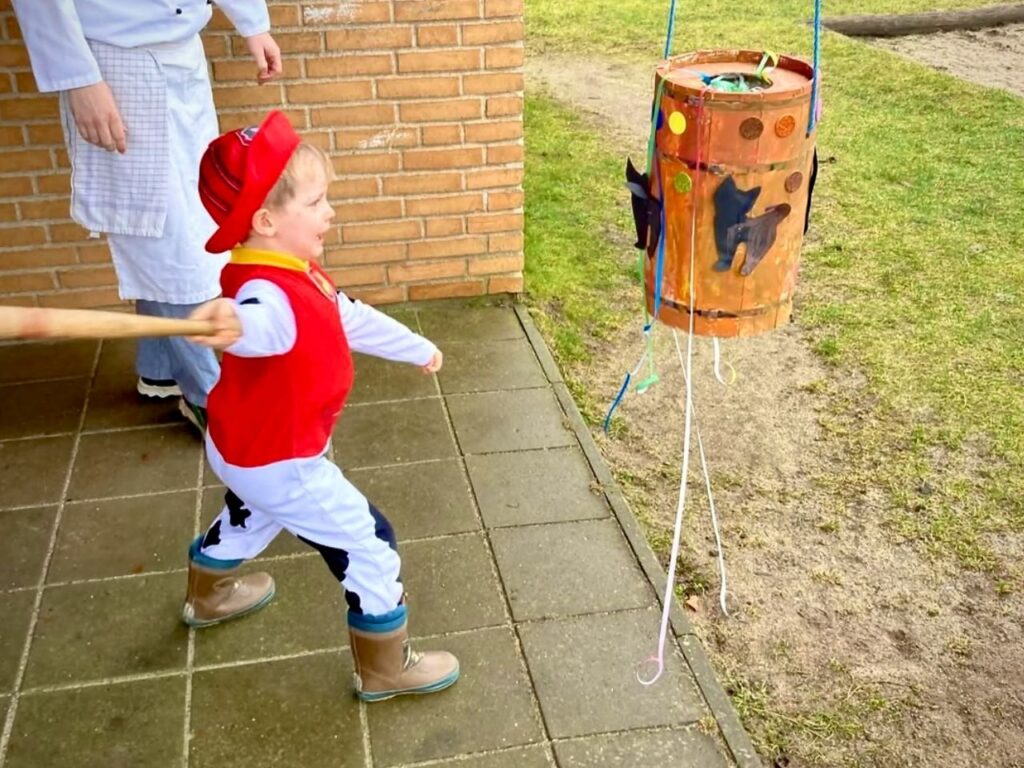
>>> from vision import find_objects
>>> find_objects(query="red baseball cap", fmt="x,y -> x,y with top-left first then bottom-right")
199,110 -> 302,254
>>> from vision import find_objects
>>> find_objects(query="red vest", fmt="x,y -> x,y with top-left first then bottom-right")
207,255 -> 354,467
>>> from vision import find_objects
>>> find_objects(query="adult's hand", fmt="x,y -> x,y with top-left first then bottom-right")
245,32 -> 282,83
67,82 -> 127,153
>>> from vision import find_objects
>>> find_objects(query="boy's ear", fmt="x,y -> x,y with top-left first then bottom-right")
250,207 -> 275,237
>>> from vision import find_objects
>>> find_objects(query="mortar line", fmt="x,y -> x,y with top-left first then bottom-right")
182,443 -> 206,768
0,342 -> 101,767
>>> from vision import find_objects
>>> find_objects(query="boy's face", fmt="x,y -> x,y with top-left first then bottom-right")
264,158 -> 334,261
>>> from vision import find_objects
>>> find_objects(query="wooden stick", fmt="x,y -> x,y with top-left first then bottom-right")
823,4 -> 1024,37
0,306 -> 216,341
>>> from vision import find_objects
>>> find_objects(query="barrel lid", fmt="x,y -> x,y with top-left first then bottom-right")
657,50 -> 814,102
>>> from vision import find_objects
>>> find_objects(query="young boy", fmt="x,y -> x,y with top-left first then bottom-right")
183,110 -> 459,701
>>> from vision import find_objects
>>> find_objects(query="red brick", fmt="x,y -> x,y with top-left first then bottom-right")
0,125 -> 21,148
395,1 -> 480,22
416,25 -> 458,47
421,124 -> 462,146
465,120 -> 522,143
406,193 -> 483,216
408,236 -> 486,260
487,274 -> 523,294
0,224 -> 45,246
1,177 -> 33,196
400,99 -> 480,123
212,84 -> 285,108
333,152 -> 401,175
49,222 -> 91,243
306,54 -> 394,78
214,58 -> 303,82
14,71 -> 38,93
376,76 -> 460,99
486,143 -> 523,164
77,243 -> 112,263
388,259 -> 465,283
324,264 -> 387,287
329,177 -> 380,199
408,279 -> 484,300
403,146 -> 482,170
202,35 -> 229,58
26,124 -> 64,145
462,72 -> 523,95
0,42 -> 29,66
0,202 -> 16,221
485,46 -> 524,69
343,219 -> 421,244
398,49 -> 480,74
486,95 -> 523,117
313,103 -> 395,127
302,2 -> 391,24
466,167 -> 522,190
0,149 -> 51,172
487,189 -> 523,210
236,31 -> 322,54
333,199 -> 403,223
38,287 -> 121,309
0,295 -> 36,307
270,5 -> 302,26
288,80 -> 374,104
468,254 -> 523,275
335,126 -> 417,150
36,173 -> 71,194
19,198 -> 69,220
348,284 -> 405,304
467,212 -> 523,234
57,265 -> 117,289
462,21 -> 522,44
0,246 -> 75,270
425,217 -> 465,237
0,270 -> 54,293
327,242 -> 408,266
326,26 -> 413,51
485,0 -> 523,17
381,172 -> 462,195
488,231 -> 524,252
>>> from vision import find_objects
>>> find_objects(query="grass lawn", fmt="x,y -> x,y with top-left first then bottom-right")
523,0 -> 1024,573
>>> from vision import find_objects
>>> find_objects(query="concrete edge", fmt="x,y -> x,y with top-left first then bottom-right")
514,304 -> 763,768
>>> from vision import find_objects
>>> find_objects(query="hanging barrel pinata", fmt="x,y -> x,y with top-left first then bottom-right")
631,50 -> 817,337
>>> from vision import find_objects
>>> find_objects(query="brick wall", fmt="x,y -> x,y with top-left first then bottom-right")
0,0 -> 524,309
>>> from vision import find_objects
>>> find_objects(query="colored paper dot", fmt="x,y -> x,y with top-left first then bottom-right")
740,117 -> 764,140
775,115 -> 796,138
673,172 -> 692,193
668,111 -> 687,135
656,109 -> 665,129
785,171 -> 803,193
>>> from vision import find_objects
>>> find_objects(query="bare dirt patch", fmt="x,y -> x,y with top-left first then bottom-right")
528,49 -> 1024,767
869,22 -> 1024,98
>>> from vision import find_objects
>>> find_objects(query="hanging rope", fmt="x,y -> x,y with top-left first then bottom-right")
808,0 -> 823,134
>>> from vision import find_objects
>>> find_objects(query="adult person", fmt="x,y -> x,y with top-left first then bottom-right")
12,1 -> 282,430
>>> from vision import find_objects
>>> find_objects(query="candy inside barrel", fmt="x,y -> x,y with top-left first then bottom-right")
636,50 -> 816,337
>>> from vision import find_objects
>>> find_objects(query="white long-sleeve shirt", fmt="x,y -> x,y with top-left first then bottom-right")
12,0 -> 270,92
227,279 -> 439,365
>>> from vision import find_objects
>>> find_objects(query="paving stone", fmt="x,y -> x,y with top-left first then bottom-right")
67,425 -> 199,500
200,486 -> 307,558
0,436 -> 74,509
346,459 -> 479,540
0,379 -> 88,439
491,520 -> 654,621
447,390 -> 574,455
445,745 -> 552,768
84,377 -> 182,431
93,338 -> 136,379
0,590 -> 34,694
367,627 -> 542,766
554,728 -> 731,768
467,448 -> 609,528
5,676 -> 186,768
0,340 -> 96,384
333,398 -> 456,469
347,351 -> 437,404
417,306 -> 524,343
518,609 -> 706,738
190,653 -> 361,768
193,554 -> 347,667
23,572 -> 188,688
0,506 -> 56,589
49,491 -> 196,583
438,339 -> 546,394
401,534 -> 505,636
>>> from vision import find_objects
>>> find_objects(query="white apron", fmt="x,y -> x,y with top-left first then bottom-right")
61,35 -> 226,304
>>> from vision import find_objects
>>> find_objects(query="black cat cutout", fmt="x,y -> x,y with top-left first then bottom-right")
713,177 -> 791,274
625,157 -> 661,257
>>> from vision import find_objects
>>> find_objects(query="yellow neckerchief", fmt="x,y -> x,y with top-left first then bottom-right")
229,247 -> 335,300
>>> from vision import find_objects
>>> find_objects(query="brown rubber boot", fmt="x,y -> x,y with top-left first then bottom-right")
349,619 -> 459,702
181,560 -> 276,628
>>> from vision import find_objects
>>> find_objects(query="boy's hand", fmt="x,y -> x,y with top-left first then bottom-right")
188,299 -> 241,349
244,32 -> 283,83
420,349 -> 443,374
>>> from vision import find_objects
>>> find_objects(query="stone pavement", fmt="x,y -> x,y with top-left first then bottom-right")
0,300 -> 760,768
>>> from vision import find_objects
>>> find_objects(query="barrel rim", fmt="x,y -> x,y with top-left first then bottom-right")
656,49 -> 815,103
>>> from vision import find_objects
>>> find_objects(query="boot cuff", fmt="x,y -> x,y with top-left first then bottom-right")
189,535 -> 244,570
348,604 -> 407,633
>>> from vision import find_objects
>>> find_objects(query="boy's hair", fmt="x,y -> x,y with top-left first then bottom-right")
263,143 -> 334,210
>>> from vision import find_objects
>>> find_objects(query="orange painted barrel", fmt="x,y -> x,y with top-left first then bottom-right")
643,50 -> 816,337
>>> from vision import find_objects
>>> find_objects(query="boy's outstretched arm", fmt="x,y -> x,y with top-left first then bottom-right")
338,291 -> 442,373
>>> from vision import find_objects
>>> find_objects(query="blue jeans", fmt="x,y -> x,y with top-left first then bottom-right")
135,300 -> 219,407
